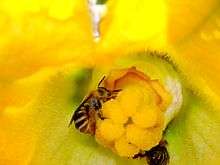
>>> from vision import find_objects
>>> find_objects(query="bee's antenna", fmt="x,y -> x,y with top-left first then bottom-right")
112,89 -> 122,93
98,76 -> 106,87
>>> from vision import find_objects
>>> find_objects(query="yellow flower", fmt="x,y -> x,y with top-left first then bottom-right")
0,0 -> 220,165
95,67 -> 170,157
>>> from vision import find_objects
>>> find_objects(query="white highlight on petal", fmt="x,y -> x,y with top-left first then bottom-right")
88,0 -> 106,40
164,77 -> 183,129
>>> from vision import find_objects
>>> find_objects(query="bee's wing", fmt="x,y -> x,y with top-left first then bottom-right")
68,94 -> 92,127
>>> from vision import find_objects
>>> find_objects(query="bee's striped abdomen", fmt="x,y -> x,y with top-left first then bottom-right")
70,84 -> 121,135
73,106 -> 89,133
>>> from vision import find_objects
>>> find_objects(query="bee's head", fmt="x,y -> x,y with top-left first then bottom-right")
97,87 -> 111,98
96,76 -> 111,98
97,76 -> 122,101
97,87 -> 122,102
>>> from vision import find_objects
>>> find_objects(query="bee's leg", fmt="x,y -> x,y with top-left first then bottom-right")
112,89 -> 122,93
97,111 -> 105,120
133,151 -> 147,159
159,139 -> 168,147
108,89 -> 122,100
110,94 -> 118,100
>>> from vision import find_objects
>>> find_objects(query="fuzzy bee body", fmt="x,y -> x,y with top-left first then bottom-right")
71,96 -> 100,135
146,142 -> 169,165
69,76 -> 121,135
134,141 -> 169,165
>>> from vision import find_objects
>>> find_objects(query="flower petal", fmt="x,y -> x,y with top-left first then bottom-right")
166,91 -> 220,164
0,66 -> 146,164
92,52 -> 220,164
98,0 -> 167,55
167,0 -> 220,106
0,0 -> 94,81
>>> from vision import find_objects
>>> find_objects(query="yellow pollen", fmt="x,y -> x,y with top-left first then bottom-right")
95,75 -> 170,157
114,135 -> 139,157
126,124 -> 162,150
96,119 -> 124,142
117,85 -> 144,117
102,100 -> 127,124
133,106 -> 159,128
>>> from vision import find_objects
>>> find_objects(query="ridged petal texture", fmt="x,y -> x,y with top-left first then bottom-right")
167,0 -> 220,107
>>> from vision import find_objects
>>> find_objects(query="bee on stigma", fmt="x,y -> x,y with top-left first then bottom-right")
69,76 -> 121,135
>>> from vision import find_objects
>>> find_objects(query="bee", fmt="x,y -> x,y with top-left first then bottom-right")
133,140 -> 169,165
69,76 -> 121,135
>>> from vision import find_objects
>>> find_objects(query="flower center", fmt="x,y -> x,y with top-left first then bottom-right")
95,67 -> 172,157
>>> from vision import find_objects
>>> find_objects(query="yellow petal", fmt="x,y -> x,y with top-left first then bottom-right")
167,0 -> 219,44
0,66 -> 145,164
167,93 -> 220,164
0,66 -> 88,164
167,0 -> 220,106
0,0 -> 94,81
98,0 -> 167,56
